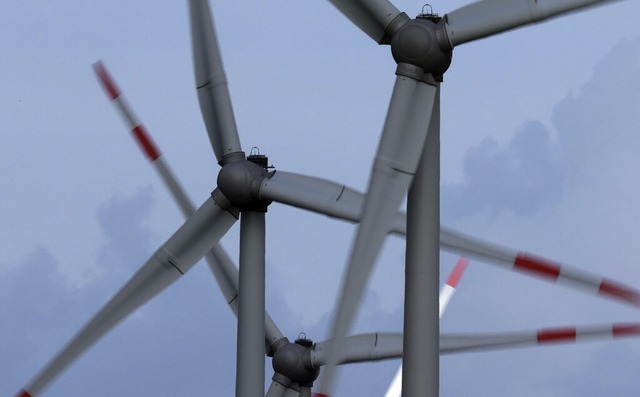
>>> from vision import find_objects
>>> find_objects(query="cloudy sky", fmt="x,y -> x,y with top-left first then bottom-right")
3,0 -> 640,396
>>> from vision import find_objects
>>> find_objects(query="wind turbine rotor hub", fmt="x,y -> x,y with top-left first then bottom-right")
217,158 -> 272,211
390,18 -> 452,79
271,340 -> 320,386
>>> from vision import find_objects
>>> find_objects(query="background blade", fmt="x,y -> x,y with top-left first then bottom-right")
440,228 -> 640,308
441,323 -> 640,354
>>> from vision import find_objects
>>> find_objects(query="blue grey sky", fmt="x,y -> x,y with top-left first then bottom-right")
3,0 -> 640,396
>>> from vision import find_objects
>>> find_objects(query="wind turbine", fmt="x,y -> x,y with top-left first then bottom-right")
312,0 -> 635,396
14,0 -> 640,396
95,60 -> 640,397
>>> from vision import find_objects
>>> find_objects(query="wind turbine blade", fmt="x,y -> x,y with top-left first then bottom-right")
444,0 -> 620,47
386,257 -> 469,397
17,197 -> 238,397
266,379 -> 291,397
314,75 -> 438,397
440,227 -> 640,308
312,333 -> 404,367
188,0 -> 242,163
94,61 -> 285,353
93,61 -> 191,214
260,172 -> 365,219
326,0 -> 405,44
299,387 -> 312,397
261,171 -> 640,309
384,360 -> 403,397
204,245 -> 284,355
440,323 -> 640,354
259,171 -> 409,232
440,256 -> 469,316
307,323 -> 640,367
283,386 -> 302,397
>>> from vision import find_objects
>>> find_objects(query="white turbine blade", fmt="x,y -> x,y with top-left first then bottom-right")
386,256 -> 469,397
94,61 -> 285,353
188,0 -> 242,163
308,323 -> 640,368
440,323 -> 640,354
261,172 -> 640,309
259,171 -> 408,232
440,227 -> 640,308
17,197 -> 238,397
384,362 -> 403,397
312,333 -> 404,367
444,0 -> 620,47
326,0 -> 405,43
315,76 -> 438,397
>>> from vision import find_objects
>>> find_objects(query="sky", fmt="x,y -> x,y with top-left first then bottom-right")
2,0 -> 640,396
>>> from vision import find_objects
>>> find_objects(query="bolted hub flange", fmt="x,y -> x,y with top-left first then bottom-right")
391,18 -> 452,79
217,158 -> 271,212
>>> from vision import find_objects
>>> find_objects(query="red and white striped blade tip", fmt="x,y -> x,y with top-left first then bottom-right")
92,60 -> 120,100
514,253 -> 640,308
92,61 -> 161,162
537,323 -> 640,344
446,256 -> 469,287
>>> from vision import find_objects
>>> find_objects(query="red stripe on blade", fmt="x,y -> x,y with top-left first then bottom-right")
92,61 -> 121,100
132,125 -> 160,161
446,257 -> 469,287
537,327 -> 577,344
16,390 -> 32,397
598,280 -> 640,307
514,254 -> 561,281
312,394 -> 330,397
613,323 -> 640,337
